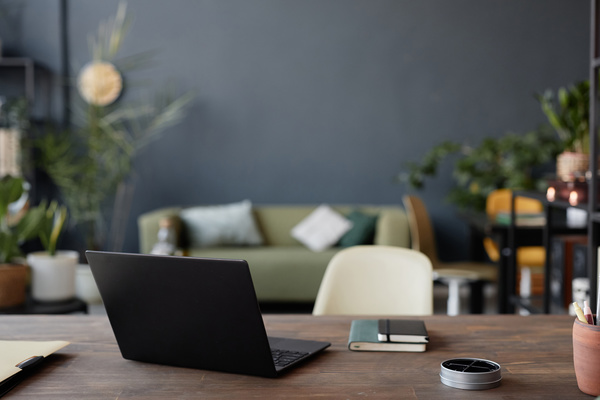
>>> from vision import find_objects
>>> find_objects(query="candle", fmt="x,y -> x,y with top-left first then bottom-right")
569,190 -> 579,206
546,186 -> 556,202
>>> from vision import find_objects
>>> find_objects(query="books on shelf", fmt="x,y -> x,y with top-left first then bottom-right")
494,212 -> 546,226
348,319 -> 428,352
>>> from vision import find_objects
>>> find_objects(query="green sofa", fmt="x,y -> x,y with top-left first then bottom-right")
138,205 -> 410,303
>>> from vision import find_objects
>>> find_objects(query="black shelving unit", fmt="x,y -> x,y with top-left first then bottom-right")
588,0 -> 600,316
0,57 -> 35,102
511,190 -> 587,314
0,56 -> 50,202
0,57 -> 53,123
471,2 -> 600,315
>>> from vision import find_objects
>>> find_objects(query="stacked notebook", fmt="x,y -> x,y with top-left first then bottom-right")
494,211 -> 546,226
348,319 -> 429,352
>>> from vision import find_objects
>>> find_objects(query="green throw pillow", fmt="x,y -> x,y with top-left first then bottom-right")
338,210 -> 378,247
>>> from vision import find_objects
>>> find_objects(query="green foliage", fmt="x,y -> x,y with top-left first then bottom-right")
37,200 -> 68,256
33,2 -> 193,251
397,130 -> 563,211
399,79 -> 590,211
536,80 -> 589,153
0,176 -> 44,263
0,97 -> 29,129
400,141 -> 461,189
0,176 -> 23,222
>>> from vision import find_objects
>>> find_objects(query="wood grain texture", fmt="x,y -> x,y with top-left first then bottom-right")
0,314 -> 586,399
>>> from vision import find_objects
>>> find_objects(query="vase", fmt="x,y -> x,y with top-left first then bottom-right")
0,263 -> 27,308
556,151 -> 588,182
573,318 -> 600,396
27,250 -> 78,302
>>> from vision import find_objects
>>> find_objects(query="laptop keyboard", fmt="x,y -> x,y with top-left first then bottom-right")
271,349 -> 308,367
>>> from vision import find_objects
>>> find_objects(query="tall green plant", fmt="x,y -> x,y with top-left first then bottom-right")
34,2 -> 193,251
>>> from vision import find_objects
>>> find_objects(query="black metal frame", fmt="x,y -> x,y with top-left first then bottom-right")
589,0 -> 600,316
0,57 -> 35,103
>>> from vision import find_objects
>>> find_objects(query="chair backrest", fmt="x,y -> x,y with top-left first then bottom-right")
485,188 -> 543,219
483,188 -> 545,263
312,245 -> 433,316
402,195 -> 440,265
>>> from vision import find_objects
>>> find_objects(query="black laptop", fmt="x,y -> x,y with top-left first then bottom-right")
85,251 -> 330,378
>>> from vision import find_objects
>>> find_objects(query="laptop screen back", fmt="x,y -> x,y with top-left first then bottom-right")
86,251 -> 279,377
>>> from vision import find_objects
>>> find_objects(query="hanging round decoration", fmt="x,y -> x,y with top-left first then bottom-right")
77,61 -> 123,106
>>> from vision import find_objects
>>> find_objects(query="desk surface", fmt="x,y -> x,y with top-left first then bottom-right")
0,314 -> 586,399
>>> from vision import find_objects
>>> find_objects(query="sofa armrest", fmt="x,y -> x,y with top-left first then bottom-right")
138,207 -> 183,254
374,208 -> 410,248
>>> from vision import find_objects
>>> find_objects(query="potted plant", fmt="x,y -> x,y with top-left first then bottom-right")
0,175 -> 44,308
537,80 -> 590,181
33,3 -> 193,253
26,200 -> 78,302
397,130 -> 562,211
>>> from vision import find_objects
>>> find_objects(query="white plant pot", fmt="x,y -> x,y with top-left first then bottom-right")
27,250 -> 79,302
75,263 -> 102,304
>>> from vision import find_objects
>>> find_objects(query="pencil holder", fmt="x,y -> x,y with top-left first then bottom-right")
573,318 -> 600,396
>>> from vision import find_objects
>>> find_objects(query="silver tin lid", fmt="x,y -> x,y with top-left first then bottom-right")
440,358 -> 502,390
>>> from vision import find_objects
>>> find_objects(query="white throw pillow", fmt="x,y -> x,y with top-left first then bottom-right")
180,200 -> 264,247
291,205 -> 353,252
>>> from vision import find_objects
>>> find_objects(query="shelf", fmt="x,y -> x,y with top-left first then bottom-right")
547,199 -> 587,210
0,57 -> 34,68
0,57 -> 35,102
514,189 -> 588,211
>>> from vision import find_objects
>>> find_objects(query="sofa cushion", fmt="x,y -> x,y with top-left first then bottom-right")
338,210 -> 378,247
180,200 -> 263,247
290,205 -> 352,252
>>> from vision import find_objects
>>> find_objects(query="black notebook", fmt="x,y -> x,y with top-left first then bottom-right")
348,320 -> 427,352
377,319 -> 429,343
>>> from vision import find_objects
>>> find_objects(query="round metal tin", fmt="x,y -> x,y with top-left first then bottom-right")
440,358 -> 502,390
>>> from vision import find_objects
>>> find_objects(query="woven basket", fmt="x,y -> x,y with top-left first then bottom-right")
0,264 -> 28,308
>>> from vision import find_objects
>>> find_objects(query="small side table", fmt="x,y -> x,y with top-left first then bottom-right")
0,297 -> 88,314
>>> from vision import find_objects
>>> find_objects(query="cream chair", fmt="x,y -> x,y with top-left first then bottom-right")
402,195 -> 497,315
312,245 -> 433,316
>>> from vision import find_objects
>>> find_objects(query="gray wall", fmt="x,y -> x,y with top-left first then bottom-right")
1,0 -> 590,259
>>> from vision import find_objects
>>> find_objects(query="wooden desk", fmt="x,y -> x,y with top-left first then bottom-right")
0,314 -> 586,399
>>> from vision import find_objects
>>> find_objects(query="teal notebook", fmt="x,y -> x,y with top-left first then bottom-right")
348,320 -> 427,352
